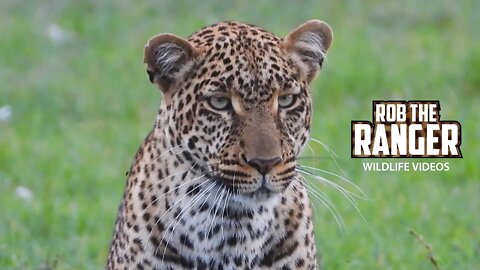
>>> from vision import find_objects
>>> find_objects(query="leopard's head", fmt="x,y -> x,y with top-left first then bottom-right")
144,20 -> 332,199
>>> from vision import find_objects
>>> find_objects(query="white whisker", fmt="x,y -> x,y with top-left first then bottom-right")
308,137 -> 352,182
297,168 -> 366,223
298,164 -> 367,199
309,137 -> 338,158
291,178 -> 345,235
146,174 -> 207,251
141,166 -> 199,213
159,179 -> 212,262
206,186 -> 226,239
297,168 -> 358,203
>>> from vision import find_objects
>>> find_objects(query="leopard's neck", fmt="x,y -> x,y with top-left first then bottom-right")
112,127 -> 315,269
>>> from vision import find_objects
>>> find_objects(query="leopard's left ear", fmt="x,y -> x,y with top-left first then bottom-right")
282,20 -> 333,83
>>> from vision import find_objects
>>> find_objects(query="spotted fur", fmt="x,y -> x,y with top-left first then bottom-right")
107,20 -> 333,270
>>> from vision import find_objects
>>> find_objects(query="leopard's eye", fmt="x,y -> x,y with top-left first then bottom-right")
278,94 -> 296,108
207,96 -> 231,110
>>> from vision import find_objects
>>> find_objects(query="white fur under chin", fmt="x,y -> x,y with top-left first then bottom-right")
143,181 -> 281,268
229,188 -> 281,207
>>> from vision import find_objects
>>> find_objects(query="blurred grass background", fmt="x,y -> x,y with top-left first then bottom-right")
0,0 -> 479,269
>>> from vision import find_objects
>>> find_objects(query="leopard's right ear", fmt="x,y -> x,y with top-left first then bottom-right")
144,34 -> 199,94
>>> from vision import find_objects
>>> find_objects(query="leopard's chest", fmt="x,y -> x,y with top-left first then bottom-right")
130,173 -> 283,268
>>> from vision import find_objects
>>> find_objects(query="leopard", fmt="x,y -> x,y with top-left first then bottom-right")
107,19 -> 333,270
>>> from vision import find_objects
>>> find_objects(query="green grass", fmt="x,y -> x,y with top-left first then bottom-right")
1,0 -> 479,269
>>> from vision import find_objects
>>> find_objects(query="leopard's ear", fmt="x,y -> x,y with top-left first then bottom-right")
144,34 -> 199,93
282,20 -> 333,83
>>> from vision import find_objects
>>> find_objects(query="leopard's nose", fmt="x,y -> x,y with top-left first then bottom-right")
247,156 -> 282,175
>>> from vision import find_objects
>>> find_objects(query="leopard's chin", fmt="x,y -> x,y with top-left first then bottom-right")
227,186 -> 278,206
246,186 -> 276,201
214,179 -> 284,204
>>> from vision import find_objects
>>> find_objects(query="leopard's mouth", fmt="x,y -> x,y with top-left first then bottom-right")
208,174 -> 279,200
199,161 -> 287,199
